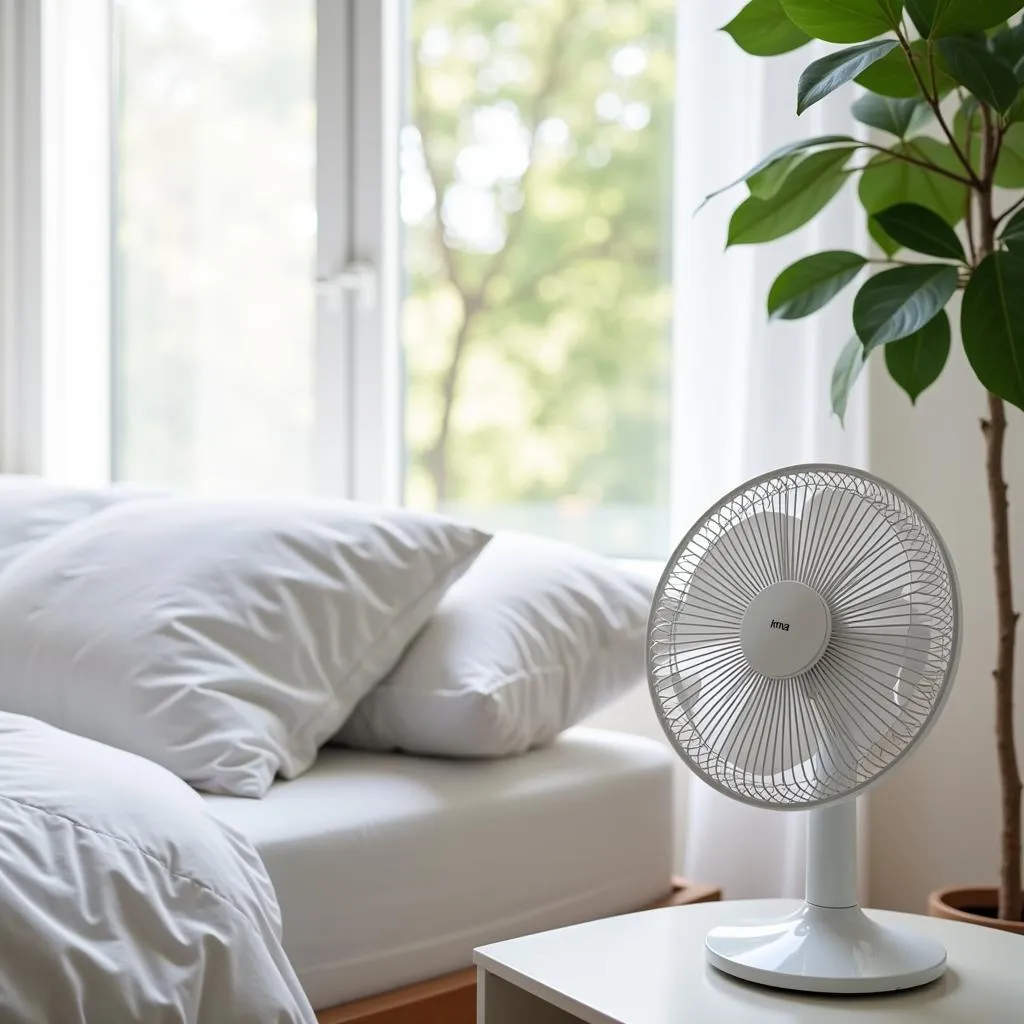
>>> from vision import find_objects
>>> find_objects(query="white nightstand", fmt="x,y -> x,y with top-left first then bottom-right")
474,899 -> 1024,1023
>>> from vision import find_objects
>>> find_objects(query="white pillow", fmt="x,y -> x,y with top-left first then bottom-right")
0,474 -> 158,574
338,532 -> 653,757
0,711 -> 315,1022
0,497 -> 489,796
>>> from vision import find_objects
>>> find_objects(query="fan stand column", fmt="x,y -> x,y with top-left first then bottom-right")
806,800 -> 858,909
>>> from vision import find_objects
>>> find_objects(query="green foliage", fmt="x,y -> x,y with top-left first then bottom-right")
722,0 -> 811,56
767,252 -> 867,319
937,36 -> 1020,111
851,92 -> 931,135
962,252 -> 1024,411
884,310 -> 951,401
907,0 -> 1024,38
853,263 -> 959,351
990,21 -> 1024,68
727,148 -> 855,245
858,138 -> 968,255
780,0 -> 902,43
855,40 -> 950,95
699,135 -> 857,209
1001,207 -> 1024,249
715,2 -> 1024,419
996,124 -> 1024,184
831,336 -> 866,423
748,153 -> 808,198
871,202 -> 967,259
797,40 -> 900,113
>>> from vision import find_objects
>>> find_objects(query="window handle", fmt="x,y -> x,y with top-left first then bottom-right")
316,261 -> 377,311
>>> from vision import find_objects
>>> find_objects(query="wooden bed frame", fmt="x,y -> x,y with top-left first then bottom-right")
316,877 -> 721,1024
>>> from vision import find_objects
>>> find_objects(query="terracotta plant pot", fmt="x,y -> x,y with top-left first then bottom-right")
928,887 -> 1024,935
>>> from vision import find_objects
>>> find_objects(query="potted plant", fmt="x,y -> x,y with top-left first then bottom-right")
712,0 -> 1023,929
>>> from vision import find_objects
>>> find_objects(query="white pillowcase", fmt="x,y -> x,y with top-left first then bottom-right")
0,474 -> 158,574
0,498 -> 489,796
338,532 -> 653,757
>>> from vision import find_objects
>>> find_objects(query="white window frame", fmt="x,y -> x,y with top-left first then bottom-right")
313,0 -> 400,506
17,0 -> 398,500
0,0 -> 44,475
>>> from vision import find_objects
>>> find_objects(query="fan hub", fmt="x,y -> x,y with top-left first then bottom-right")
740,581 -> 831,679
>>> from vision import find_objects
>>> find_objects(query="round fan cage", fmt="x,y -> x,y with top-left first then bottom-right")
648,464 -> 960,811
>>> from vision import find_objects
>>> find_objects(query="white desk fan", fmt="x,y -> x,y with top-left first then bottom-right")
647,464 -> 960,994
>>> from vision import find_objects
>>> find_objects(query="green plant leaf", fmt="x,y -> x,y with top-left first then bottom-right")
748,153 -> 807,198
727,147 -> 855,245
797,40 -> 900,114
853,264 -> 959,350
832,336 -> 866,424
858,139 -> 970,241
1000,207 -> 1024,251
936,36 -> 1020,112
851,92 -> 932,136
884,309 -> 951,402
698,135 -> 857,210
871,203 -> 966,260
723,0 -> 812,56
961,250 -> 1024,411
767,251 -> 868,320
906,0 -> 1024,38
995,123 -> 1024,187
989,21 -> 1024,69
781,0 -> 902,43
855,39 -> 954,96
869,213 -> 900,255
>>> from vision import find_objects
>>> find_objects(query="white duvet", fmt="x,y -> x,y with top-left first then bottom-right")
0,712 -> 316,1024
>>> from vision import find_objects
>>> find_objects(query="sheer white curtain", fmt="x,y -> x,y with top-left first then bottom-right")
671,3 -> 869,898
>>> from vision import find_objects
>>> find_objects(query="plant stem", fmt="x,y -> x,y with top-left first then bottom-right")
860,142 -> 974,185
978,170 -> 1023,923
894,28 -> 983,188
995,193 -> 1024,226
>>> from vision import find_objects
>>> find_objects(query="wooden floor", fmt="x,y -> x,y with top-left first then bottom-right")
316,878 -> 721,1024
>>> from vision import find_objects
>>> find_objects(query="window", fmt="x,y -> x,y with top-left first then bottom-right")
36,0 -> 677,559
401,0 -> 675,558
113,0 -> 318,495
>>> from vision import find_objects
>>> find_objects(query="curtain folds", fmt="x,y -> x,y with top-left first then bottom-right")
673,2 -> 869,899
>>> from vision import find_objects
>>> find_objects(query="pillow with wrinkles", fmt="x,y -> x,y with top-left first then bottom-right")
0,496 -> 490,797
339,532 -> 652,758
0,474 -> 161,574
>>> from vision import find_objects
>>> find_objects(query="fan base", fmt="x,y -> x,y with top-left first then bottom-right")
705,902 -> 946,995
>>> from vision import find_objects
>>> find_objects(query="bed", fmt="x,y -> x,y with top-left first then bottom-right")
204,727 -> 708,1022
0,480 -> 716,1022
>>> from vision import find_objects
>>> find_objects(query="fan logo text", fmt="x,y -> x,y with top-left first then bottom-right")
769,619 -> 791,632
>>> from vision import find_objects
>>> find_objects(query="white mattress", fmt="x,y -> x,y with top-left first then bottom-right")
204,726 -> 673,1010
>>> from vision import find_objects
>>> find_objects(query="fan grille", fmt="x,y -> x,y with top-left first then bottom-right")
647,465 -> 960,809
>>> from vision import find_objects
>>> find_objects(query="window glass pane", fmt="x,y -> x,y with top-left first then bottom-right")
401,0 -> 674,558
113,0 -> 316,494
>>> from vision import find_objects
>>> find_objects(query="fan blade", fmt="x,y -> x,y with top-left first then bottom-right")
823,597 -> 934,758
797,488 -> 909,607
894,612 -> 933,709
706,673 -> 826,779
677,509 -> 797,629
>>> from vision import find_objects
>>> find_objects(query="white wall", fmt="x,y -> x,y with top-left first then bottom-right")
866,341 -> 1024,912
